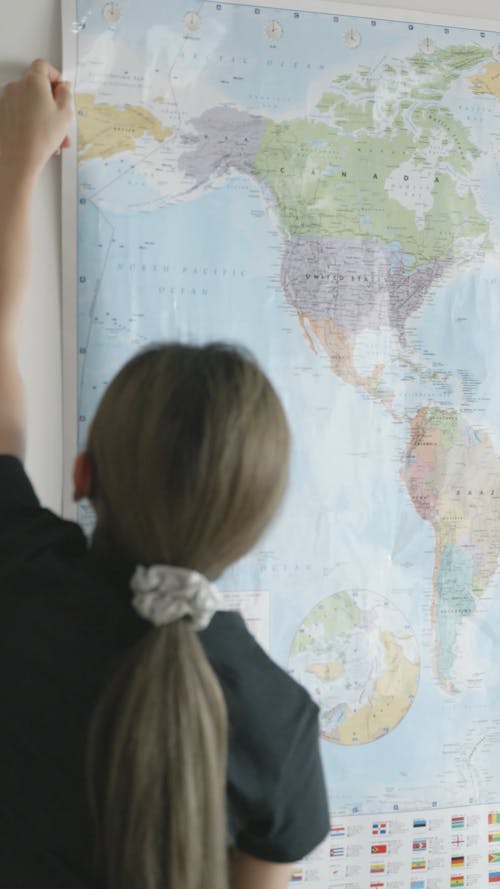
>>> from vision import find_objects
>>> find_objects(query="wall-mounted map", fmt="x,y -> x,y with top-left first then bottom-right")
63,1 -> 500,885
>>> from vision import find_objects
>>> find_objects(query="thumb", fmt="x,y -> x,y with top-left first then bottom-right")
54,80 -> 73,111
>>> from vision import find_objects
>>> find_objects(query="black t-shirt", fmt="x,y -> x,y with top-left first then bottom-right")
0,457 -> 329,887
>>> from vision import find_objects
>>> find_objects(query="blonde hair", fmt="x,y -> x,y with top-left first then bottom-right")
86,343 -> 290,889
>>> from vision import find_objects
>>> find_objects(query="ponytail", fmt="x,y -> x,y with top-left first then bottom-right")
85,343 -> 290,888
88,621 -> 229,889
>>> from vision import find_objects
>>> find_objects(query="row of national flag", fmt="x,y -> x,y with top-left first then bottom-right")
301,811 -> 500,889
447,811 -> 500,887
490,814 -> 500,885
329,819 -> 346,874
450,809 -> 464,889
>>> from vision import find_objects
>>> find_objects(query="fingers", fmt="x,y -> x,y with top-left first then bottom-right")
1,60 -> 74,172
54,135 -> 72,157
29,59 -> 62,84
29,62 -> 73,116
54,80 -> 73,111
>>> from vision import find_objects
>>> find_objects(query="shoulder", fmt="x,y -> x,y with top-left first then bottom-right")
0,455 -> 86,575
200,610 -> 318,753
201,612 -> 329,862
0,454 -> 39,506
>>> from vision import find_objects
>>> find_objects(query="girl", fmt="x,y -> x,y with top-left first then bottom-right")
0,62 -> 329,889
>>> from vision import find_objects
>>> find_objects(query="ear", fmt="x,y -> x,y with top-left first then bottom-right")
72,451 -> 96,502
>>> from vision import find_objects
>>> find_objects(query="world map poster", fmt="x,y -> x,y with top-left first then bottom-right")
62,0 -> 500,885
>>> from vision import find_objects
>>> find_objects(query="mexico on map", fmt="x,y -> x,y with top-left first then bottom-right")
63,0 -> 500,885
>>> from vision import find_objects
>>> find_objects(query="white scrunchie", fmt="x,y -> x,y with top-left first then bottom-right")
130,564 -> 222,631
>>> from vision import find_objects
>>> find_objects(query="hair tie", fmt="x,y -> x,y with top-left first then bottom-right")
130,564 -> 222,631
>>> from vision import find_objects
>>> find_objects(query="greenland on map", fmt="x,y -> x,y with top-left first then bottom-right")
63,0 -> 500,817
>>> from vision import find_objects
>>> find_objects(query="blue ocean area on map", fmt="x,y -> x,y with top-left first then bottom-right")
415,264 -> 500,436
78,176 -> 283,415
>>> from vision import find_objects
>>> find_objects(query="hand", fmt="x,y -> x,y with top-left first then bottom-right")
0,60 -> 73,180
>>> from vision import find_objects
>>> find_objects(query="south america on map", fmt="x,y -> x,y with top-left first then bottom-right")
67,0 -> 500,840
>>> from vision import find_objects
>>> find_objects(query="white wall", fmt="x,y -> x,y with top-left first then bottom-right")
1,0 -> 500,511
1,0 -> 63,510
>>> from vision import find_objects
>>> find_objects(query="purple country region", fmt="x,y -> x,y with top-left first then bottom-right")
178,105 -> 267,185
281,236 -> 452,340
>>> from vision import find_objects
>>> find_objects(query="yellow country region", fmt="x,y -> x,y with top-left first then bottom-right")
434,491 -> 467,548
335,632 -> 419,745
76,94 -> 172,161
307,659 -> 344,681
434,443 -> 500,591
469,62 -> 500,99
299,315 -> 388,406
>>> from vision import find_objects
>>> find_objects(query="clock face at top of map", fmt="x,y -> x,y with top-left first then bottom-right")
184,10 -> 201,32
102,2 -> 121,25
419,36 -> 436,55
265,20 -> 283,42
343,28 -> 361,49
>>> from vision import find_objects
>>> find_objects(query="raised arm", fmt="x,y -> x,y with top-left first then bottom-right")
0,60 -> 72,459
